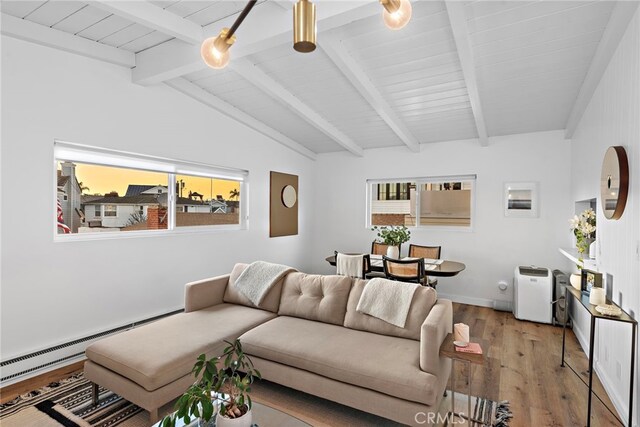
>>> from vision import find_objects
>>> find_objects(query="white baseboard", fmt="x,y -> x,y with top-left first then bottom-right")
438,293 -> 494,308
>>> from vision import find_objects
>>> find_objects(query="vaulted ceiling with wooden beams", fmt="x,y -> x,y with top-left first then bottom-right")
2,0 -> 637,159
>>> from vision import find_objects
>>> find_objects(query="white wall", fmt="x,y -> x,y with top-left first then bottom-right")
569,8 -> 640,424
311,131 -> 572,307
0,36 -> 317,359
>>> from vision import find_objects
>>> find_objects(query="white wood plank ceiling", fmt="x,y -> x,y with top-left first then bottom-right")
1,0 -> 633,156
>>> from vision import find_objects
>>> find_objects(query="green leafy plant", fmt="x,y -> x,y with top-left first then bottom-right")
371,225 -> 411,246
161,339 -> 261,427
569,208 -> 596,265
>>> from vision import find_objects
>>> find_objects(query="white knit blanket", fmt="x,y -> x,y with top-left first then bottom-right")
356,278 -> 419,328
336,253 -> 364,278
234,261 -> 296,305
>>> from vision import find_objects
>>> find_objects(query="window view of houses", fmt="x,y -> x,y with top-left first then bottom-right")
370,181 -> 473,227
56,162 -> 240,234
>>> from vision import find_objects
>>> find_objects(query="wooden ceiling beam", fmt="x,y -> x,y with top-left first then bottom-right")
232,58 -> 364,156
321,33 -> 421,152
166,78 -> 317,160
93,1 -> 203,45
564,1 -> 640,138
445,2 -> 489,147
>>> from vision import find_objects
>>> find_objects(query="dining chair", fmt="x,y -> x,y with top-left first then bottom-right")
382,256 -> 425,285
408,244 -> 441,288
335,251 -> 371,279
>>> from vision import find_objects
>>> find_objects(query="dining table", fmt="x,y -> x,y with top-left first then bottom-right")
325,254 -> 466,277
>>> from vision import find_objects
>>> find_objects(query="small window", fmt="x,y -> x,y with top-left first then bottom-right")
104,205 -> 117,217
368,175 -> 475,229
95,206 -> 101,217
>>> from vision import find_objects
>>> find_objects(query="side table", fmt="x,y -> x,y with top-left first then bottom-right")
439,333 -> 487,426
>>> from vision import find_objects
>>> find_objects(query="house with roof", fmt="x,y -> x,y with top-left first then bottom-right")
56,161 -> 82,233
82,185 -> 229,229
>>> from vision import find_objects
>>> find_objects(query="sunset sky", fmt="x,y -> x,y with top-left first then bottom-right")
65,162 -> 240,200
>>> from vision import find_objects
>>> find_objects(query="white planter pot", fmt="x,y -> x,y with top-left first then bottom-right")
386,246 -> 399,259
216,409 -> 252,427
589,241 -> 597,259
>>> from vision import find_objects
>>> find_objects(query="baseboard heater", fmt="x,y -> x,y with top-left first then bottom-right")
0,308 -> 183,387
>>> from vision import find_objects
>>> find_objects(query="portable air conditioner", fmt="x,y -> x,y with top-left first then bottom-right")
513,266 -> 553,324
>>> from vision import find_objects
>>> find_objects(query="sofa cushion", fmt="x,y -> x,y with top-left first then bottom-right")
85,304 -> 276,392
277,273 -> 352,325
223,263 -> 285,313
344,279 -> 437,340
239,316 -> 439,406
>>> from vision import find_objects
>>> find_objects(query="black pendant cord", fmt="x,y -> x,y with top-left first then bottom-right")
227,0 -> 258,39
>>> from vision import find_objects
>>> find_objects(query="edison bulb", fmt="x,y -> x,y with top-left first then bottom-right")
201,36 -> 230,70
383,0 -> 412,30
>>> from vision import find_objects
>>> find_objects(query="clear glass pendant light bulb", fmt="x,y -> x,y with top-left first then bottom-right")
201,36 -> 230,70
383,0 -> 412,30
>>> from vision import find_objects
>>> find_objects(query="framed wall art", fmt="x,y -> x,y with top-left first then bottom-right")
270,171 -> 298,237
504,182 -> 539,218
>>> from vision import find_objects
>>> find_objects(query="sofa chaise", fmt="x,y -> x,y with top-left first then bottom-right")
84,263 -> 452,426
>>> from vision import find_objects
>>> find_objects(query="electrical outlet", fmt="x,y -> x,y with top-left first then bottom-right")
616,362 -> 621,380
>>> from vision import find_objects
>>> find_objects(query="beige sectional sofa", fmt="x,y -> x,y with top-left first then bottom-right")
84,264 -> 452,426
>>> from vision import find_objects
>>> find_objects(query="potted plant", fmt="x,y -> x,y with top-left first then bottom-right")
371,225 -> 411,258
161,339 -> 261,427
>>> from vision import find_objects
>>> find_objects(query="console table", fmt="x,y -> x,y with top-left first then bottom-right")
561,285 -> 637,427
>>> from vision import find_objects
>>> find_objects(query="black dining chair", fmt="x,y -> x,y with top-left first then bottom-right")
367,241 -> 402,279
382,256 -> 425,285
335,251 -> 371,279
408,244 -> 441,288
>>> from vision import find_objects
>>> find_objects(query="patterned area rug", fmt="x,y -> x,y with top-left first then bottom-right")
1,373 -> 512,427
0,373 -> 143,427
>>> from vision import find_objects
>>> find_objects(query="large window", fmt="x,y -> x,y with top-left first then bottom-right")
367,175 -> 475,229
54,141 -> 248,238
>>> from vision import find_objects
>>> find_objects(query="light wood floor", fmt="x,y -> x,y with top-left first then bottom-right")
453,303 -> 623,427
1,304 -> 625,426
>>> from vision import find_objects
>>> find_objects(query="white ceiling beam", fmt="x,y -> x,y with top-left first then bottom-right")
93,1 -> 203,45
565,1 -> 640,138
1,13 -> 135,68
445,2 -> 489,147
321,33 -> 420,152
232,58 -> 364,157
166,78 -> 317,161
133,1 -> 380,86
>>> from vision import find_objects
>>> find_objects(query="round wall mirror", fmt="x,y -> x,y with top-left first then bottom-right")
281,185 -> 297,208
600,146 -> 629,220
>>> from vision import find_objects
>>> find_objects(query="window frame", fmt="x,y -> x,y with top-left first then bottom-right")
53,140 -> 249,241
365,175 -> 477,232
103,205 -> 118,217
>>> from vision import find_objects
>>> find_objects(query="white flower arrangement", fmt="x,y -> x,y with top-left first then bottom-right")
569,208 -> 596,257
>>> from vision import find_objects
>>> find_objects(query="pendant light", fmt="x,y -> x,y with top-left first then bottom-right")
380,0 -> 412,30
201,0 -> 257,70
293,0 -> 316,53
201,28 -> 235,70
